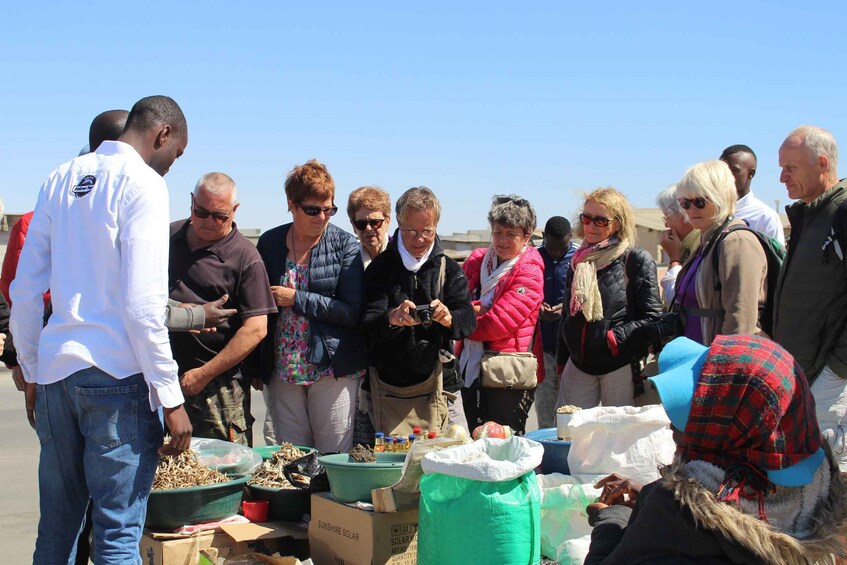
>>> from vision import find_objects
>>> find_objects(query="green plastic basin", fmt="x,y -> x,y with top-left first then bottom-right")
146,474 -> 250,530
246,445 -> 317,521
318,452 -> 406,503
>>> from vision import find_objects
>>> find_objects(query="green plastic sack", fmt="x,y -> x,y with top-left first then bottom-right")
418,438 -> 542,565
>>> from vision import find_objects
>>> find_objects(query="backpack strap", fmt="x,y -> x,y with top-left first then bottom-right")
823,198 -> 847,262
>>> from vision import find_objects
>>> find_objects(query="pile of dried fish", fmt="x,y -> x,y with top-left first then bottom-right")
348,443 -> 375,463
247,443 -> 307,488
152,448 -> 229,490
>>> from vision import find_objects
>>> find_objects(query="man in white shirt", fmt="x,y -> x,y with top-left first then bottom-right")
720,144 -> 786,245
10,95 -> 193,564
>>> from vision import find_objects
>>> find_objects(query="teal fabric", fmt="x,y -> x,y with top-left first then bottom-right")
418,470 -> 541,565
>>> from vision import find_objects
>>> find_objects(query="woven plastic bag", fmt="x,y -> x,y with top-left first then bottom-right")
418,437 -> 543,565
538,473 -> 604,565
567,405 -> 675,484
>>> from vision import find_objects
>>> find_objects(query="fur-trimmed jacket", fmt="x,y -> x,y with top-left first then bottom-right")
585,449 -> 847,565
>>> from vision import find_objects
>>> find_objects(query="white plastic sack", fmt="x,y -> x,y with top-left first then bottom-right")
189,437 -> 262,475
538,473 -> 604,565
567,405 -> 675,484
421,436 -> 543,481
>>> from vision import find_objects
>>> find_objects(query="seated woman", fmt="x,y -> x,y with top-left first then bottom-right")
673,160 -> 769,344
459,194 -> 544,434
250,159 -> 367,452
556,187 -> 664,409
347,186 -> 392,269
362,187 -> 476,434
585,335 -> 847,564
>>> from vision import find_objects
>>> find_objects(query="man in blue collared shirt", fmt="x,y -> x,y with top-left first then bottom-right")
534,216 -> 578,429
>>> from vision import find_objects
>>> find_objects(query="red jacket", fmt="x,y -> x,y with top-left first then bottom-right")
459,246 -> 546,382
1,211 -> 34,305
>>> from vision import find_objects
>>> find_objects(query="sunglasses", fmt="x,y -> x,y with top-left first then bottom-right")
352,218 -> 385,231
678,197 -> 709,210
191,194 -> 232,222
494,195 -> 530,207
300,205 -> 338,217
579,213 -> 612,227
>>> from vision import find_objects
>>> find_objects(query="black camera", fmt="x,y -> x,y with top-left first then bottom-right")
414,304 -> 434,327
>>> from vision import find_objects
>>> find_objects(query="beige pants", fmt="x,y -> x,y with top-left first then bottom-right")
268,375 -> 360,452
812,366 -> 847,473
557,358 -> 633,409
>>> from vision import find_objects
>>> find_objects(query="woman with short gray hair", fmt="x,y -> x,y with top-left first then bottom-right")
656,184 -> 699,306
459,194 -> 545,434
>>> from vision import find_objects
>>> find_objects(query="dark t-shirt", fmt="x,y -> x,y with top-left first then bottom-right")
168,220 -> 276,376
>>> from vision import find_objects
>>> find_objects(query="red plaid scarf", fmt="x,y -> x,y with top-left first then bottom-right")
681,335 -> 822,509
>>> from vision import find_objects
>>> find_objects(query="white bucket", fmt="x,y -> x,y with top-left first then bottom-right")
557,413 -> 574,441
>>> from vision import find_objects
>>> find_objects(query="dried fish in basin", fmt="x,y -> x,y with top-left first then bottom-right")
152,447 -> 229,490
248,443 -> 307,488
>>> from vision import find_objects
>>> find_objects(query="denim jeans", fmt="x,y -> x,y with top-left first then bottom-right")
33,368 -> 163,565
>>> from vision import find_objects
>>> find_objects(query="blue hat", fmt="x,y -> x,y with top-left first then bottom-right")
649,336 -> 825,487
648,337 -> 708,431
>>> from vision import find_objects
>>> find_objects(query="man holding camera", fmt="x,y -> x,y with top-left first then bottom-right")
361,187 -> 477,432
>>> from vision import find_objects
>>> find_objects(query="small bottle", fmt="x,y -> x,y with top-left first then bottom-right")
385,437 -> 395,452
427,431 -> 437,439
374,432 -> 385,453
408,434 -> 416,447
419,428 -> 429,439
396,437 -> 408,452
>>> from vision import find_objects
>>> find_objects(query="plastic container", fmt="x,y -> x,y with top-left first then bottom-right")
242,500 -> 269,522
246,445 -> 318,522
557,412 -> 576,441
525,427 -> 572,475
375,432 -> 385,453
318,452 -> 406,503
146,474 -> 250,530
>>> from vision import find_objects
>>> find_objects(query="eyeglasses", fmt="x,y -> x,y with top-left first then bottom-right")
300,205 -> 338,217
678,197 -> 709,210
400,227 -> 436,239
352,218 -> 385,231
579,213 -> 612,227
191,194 -> 233,222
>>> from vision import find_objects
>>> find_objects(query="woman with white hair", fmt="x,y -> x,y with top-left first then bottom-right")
656,184 -> 699,306
673,160 -> 768,345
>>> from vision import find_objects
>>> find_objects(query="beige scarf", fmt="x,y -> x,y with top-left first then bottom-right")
569,237 -> 629,322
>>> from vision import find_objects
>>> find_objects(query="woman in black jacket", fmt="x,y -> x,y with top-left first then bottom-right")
361,187 -> 476,434
556,187 -> 664,409
248,159 -> 367,452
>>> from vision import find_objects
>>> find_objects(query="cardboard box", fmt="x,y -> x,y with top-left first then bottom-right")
140,522 -> 308,565
309,493 -> 418,565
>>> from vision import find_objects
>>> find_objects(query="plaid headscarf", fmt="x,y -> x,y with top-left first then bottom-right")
681,335 -> 822,505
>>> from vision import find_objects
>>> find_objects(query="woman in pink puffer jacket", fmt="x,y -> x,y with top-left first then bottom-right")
458,194 -> 545,434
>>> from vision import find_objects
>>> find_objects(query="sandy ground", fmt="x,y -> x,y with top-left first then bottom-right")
0,368 -> 541,562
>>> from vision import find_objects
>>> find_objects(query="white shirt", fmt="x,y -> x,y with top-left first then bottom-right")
10,141 -> 184,410
735,191 -> 786,245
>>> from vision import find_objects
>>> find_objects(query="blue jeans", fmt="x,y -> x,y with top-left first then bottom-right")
33,368 -> 163,565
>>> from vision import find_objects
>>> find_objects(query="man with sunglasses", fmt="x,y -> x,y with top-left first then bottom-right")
773,125 -> 847,472
720,144 -> 785,245
168,172 -> 276,445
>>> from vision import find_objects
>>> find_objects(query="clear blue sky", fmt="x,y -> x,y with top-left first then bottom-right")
2,1 -> 845,236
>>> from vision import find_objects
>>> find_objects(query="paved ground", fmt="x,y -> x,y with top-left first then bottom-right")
0,370 -> 539,562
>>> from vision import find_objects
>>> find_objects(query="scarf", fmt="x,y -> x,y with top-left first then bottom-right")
360,236 -> 390,270
398,233 -> 434,273
460,245 -> 526,387
683,458 -> 830,538
568,236 -> 628,322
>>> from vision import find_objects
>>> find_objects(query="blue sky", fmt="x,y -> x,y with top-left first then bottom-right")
2,1 -> 845,236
